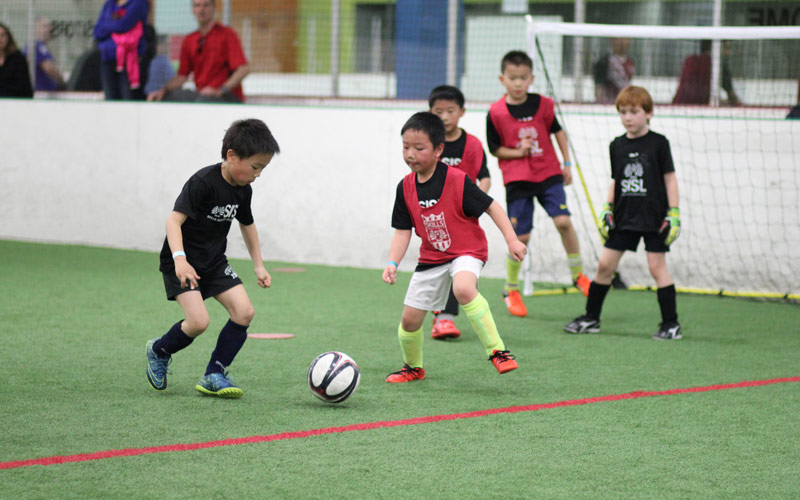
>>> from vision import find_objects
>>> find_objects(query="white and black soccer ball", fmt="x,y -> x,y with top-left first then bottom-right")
307,351 -> 360,404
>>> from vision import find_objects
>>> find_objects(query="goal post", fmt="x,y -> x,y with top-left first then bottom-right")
522,20 -> 800,299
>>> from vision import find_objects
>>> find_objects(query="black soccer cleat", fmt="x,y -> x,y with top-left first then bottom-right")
652,321 -> 683,340
563,314 -> 601,334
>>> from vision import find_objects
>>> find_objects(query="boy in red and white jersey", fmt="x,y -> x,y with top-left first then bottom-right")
487,50 -> 590,318
382,112 -> 527,383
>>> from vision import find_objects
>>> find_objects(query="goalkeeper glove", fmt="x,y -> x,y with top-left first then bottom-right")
660,207 -> 681,245
598,202 -> 615,241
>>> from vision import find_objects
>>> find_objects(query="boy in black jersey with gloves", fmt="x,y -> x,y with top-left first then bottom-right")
564,86 -> 682,340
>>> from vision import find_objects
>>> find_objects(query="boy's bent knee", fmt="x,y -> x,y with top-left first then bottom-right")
231,305 -> 255,326
553,216 -> 573,232
183,317 -> 210,336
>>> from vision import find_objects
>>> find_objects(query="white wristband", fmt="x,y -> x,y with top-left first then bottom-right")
172,251 -> 186,259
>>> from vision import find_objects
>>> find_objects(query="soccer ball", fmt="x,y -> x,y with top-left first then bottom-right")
307,351 -> 360,404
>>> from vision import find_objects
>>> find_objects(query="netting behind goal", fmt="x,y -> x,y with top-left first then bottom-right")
526,21 -> 800,298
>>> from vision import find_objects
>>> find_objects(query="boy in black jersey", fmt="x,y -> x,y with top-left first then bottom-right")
564,86 -> 683,340
146,118 -> 280,397
428,84 -> 491,340
382,112 -> 527,383
488,50 -> 590,320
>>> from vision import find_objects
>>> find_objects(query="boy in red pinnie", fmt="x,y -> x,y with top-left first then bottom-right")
382,112 -> 527,383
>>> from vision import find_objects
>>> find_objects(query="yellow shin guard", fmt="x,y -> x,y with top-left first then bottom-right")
397,324 -> 423,368
463,294 -> 505,356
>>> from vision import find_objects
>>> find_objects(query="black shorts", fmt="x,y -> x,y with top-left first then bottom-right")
162,259 -> 243,301
604,230 -> 669,253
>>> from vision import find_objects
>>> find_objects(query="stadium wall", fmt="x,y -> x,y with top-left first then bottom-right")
1,99 -> 797,295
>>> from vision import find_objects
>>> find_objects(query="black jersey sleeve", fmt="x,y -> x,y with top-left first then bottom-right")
235,187 -> 254,225
658,136 -> 676,174
173,175 -> 208,220
391,180 -> 413,230
486,112 -> 501,153
476,149 -> 490,180
550,114 -> 562,134
462,176 -> 493,218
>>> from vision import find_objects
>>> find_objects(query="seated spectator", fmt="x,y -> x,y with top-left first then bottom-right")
147,0 -> 249,103
673,40 -> 741,106
26,18 -> 66,91
0,22 -> 34,98
593,37 -> 634,104
144,35 -> 176,95
93,0 -> 150,100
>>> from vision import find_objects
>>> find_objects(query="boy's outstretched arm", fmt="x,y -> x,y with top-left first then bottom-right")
485,201 -> 527,261
240,222 -> 271,288
383,229 -> 412,285
553,130 -> 572,185
166,211 -> 201,289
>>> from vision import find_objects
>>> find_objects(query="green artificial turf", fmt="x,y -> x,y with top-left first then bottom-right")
1,240 -> 798,499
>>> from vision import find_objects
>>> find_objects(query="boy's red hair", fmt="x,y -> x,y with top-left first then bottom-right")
616,85 -> 653,113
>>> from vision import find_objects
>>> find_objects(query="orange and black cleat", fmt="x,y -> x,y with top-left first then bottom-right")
385,364 -> 426,383
489,350 -> 518,374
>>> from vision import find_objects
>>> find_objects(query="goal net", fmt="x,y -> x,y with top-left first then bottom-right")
524,21 -> 800,299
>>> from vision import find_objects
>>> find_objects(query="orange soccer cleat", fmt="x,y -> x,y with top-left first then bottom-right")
385,364 -> 426,383
574,273 -> 591,297
503,290 -> 527,317
431,314 -> 461,340
489,350 -> 518,374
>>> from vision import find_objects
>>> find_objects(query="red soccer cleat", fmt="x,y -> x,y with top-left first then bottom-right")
385,364 -> 426,383
489,350 -> 518,374
432,314 -> 461,340
574,273 -> 591,297
503,290 -> 528,317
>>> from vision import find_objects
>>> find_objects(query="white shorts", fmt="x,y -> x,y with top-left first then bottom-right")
403,256 -> 484,311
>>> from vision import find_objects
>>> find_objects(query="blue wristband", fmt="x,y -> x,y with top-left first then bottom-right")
172,250 -> 186,259
563,161 -> 572,167
388,260 -> 398,268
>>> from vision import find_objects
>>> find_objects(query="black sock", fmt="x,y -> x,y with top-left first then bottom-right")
153,321 -> 193,358
586,282 -> 611,319
205,319 -> 249,375
657,284 -> 678,323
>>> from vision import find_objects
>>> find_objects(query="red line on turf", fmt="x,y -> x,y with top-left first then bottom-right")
2,376 -> 798,470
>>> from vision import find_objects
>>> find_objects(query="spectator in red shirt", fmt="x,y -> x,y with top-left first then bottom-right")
147,0 -> 249,103
672,40 -> 741,106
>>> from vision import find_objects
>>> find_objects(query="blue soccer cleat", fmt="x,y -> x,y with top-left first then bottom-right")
146,338 -> 171,391
195,371 -> 243,398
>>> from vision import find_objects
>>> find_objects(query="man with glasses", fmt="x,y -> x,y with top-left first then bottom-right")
147,0 -> 249,103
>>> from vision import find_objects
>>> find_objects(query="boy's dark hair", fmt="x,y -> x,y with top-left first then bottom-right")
401,112 -> 446,148
428,85 -> 465,109
501,50 -> 533,73
616,85 -> 654,114
221,118 -> 280,159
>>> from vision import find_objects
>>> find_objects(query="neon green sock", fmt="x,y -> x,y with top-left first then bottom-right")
568,253 -> 582,281
397,324 -> 423,368
505,254 -> 523,292
463,294 -> 505,356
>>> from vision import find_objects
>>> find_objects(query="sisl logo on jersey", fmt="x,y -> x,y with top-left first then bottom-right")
621,160 -> 647,196
441,157 -> 462,167
421,212 -> 451,252
207,204 -> 238,222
